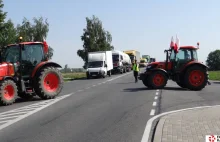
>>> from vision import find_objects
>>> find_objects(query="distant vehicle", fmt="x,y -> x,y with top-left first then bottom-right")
87,51 -> 113,79
123,50 -> 140,64
112,50 -> 132,74
150,58 -> 156,63
139,58 -> 148,67
142,55 -> 150,63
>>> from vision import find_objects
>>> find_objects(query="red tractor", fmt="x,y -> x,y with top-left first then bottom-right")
0,37 -> 63,105
139,42 -> 211,91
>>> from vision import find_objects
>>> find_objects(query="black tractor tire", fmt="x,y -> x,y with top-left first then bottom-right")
142,77 -> 152,88
176,82 -> 187,88
147,71 -> 168,89
184,65 -> 208,91
18,93 -> 34,100
0,80 -> 18,105
34,67 -> 64,100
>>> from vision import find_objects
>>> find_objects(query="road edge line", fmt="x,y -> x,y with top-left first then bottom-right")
141,104 -> 220,142
0,94 -> 72,131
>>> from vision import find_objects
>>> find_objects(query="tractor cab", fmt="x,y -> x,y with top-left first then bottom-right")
168,45 -> 199,72
2,42 -> 47,77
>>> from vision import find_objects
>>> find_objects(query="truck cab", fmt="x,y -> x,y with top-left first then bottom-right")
87,51 -> 113,79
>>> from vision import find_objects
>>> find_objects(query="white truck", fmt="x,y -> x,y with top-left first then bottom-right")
86,51 -> 113,79
112,50 -> 132,74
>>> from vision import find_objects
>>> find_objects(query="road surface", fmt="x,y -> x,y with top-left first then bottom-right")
0,71 -> 219,142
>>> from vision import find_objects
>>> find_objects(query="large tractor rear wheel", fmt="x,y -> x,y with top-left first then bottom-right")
184,65 -> 208,91
35,67 -> 63,99
148,71 -> 168,89
0,80 -> 18,105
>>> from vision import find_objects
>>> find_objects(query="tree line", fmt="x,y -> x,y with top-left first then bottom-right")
77,15 -> 114,69
0,0 -> 54,59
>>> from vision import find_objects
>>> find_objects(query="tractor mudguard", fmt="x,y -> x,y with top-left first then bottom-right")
3,76 -> 16,81
139,68 -> 168,80
31,61 -> 62,78
150,68 -> 169,77
180,61 -> 208,73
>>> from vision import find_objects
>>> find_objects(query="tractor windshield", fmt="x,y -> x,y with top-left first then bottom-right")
2,44 -> 44,65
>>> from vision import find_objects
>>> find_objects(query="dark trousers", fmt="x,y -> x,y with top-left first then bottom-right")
133,71 -> 138,82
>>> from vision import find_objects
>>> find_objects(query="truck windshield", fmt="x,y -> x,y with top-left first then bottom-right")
129,55 -> 134,61
88,61 -> 103,68
112,55 -> 119,62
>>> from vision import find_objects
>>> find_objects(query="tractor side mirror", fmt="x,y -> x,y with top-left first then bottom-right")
104,64 -> 107,67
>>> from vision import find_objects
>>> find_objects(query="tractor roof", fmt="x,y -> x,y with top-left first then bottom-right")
7,42 -> 43,47
179,46 -> 198,50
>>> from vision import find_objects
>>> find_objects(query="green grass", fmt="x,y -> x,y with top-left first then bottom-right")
209,71 -> 220,81
62,72 -> 86,82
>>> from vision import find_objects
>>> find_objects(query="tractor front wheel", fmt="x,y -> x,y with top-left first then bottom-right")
184,66 -> 208,91
35,67 -> 64,99
148,71 -> 168,89
0,80 -> 18,105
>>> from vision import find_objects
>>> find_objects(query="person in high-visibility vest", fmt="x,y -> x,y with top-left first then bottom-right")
132,59 -> 139,83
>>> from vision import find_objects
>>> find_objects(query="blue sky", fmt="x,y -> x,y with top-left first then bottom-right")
4,0 -> 220,68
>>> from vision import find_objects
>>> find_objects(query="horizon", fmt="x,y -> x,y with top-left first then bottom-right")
4,0 -> 220,68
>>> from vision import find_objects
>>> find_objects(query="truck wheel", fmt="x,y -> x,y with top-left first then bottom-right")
184,65 -> 208,91
0,80 -> 18,105
148,71 -> 167,89
108,71 -> 111,77
35,67 -> 63,99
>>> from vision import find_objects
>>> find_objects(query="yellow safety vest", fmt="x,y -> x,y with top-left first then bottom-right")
132,63 -> 139,71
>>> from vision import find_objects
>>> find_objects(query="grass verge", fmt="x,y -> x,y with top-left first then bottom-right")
209,71 -> 220,81
62,72 -> 86,82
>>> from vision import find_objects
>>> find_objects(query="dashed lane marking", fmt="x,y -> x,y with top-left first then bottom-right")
154,96 -> 158,100
0,94 -> 72,131
150,109 -> 155,116
155,92 -> 159,95
152,102 -> 157,106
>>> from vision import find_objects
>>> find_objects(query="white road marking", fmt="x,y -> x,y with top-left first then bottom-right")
150,109 -> 155,116
98,83 -> 102,85
152,102 -> 157,106
155,92 -> 159,95
93,85 -> 96,87
156,89 -> 159,91
154,96 -> 158,100
141,105 -> 220,142
0,93 -> 72,131
0,73 -> 133,131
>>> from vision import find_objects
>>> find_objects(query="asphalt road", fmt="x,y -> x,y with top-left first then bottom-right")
0,70 -> 219,142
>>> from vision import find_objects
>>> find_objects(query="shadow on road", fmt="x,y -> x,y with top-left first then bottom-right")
117,82 -> 134,84
123,87 -> 154,92
162,87 -> 189,91
123,86 -> 189,92
212,81 -> 220,84
15,97 -> 42,104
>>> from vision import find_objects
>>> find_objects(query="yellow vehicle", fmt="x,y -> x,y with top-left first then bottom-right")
123,50 -> 140,64
139,58 -> 147,67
